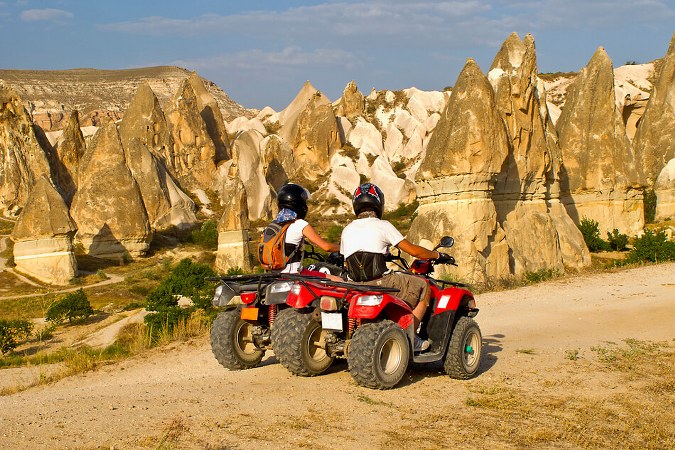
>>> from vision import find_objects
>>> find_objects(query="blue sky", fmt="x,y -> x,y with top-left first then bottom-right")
1,1 -> 673,111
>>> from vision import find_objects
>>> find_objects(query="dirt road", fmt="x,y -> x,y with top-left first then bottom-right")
1,263 -> 673,449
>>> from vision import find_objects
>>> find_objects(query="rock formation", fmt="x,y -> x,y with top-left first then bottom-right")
654,159 -> 675,221
165,79 -> 218,191
633,32 -> 675,220
0,87 -> 52,214
51,110 -> 86,205
556,47 -> 644,236
70,123 -> 152,259
409,59 -> 510,283
276,81 -> 341,180
336,81 -> 365,120
188,73 -> 231,163
488,33 -> 589,274
226,130 -> 273,221
0,66 -> 252,131
11,176 -> 77,285
215,163 -> 251,272
118,83 -> 197,231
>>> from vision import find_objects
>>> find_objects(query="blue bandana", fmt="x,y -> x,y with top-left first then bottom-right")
274,208 -> 298,223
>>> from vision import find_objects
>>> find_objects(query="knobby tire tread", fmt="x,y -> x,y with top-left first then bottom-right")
210,309 -> 263,370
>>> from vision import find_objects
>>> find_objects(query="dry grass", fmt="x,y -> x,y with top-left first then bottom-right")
455,340 -> 675,449
0,314 -> 210,396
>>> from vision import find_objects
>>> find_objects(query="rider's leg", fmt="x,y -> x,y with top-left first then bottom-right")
412,289 -> 431,329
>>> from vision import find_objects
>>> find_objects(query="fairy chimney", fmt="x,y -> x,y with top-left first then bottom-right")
0,86 -> 52,214
118,83 -> 197,231
51,110 -> 86,205
409,59 -> 510,283
488,32 -> 589,274
165,79 -> 218,191
557,47 -> 644,236
11,176 -> 77,285
215,162 -> 251,272
70,123 -> 152,260
633,32 -> 675,220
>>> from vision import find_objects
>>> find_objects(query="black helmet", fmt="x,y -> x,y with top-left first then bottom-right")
277,183 -> 310,219
352,183 -> 384,218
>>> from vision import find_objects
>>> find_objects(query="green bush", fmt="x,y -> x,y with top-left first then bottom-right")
144,259 -> 216,337
190,220 -> 218,249
46,289 -> 94,324
0,319 -> 33,354
606,229 -> 629,251
578,217 -> 610,252
643,189 -> 657,224
625,229 -> 675,264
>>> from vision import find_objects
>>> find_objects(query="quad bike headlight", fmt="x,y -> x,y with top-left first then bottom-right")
356,294 -> 383,306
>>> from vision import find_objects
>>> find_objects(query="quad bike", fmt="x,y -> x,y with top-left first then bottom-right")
208,244 -> 344,370
272,236 -> 482,389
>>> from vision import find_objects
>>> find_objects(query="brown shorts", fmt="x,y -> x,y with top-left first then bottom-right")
363,272 -> 429,308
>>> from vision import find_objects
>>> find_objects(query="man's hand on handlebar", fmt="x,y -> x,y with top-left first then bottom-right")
435,252 -> 456,265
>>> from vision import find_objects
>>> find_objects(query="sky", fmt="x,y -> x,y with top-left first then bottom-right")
0,1 -> 673,111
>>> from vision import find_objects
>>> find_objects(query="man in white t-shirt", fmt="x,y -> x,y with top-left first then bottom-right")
272,183 -> 339,273
340,183 -> 453,351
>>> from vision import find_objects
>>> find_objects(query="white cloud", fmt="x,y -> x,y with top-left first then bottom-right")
174,46 -> 361,73
20,8 -> 73,22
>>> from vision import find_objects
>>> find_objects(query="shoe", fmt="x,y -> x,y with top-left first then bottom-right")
414,335 -> 430,352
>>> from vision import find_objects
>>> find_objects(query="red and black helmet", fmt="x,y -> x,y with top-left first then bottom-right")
352,183 -> 384,218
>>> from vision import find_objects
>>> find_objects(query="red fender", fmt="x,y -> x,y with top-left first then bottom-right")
433,286 -> 474,314
348,293 -> 414,329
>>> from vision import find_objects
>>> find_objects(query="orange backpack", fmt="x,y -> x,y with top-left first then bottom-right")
257,221 -> 299,270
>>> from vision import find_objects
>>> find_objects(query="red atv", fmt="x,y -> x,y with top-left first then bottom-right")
271,236 -> 482,389
208,245 -> 344,370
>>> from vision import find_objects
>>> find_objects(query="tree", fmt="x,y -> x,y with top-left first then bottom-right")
0,319 -> 33,355
46,289 -> 94,324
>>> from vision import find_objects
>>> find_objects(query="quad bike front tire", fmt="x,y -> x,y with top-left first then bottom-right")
348,320 -> 410,390
210,309 -> 264,370
444,316 -> 482,379
271,308 -> 334,376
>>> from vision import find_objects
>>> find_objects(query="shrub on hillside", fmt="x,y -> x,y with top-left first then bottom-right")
625,229 -> 675,264
578,218 -> 610,252
144,259 -> 216,337
46,289 -> 94,324
606,229 -> 629,251
189,220 -> 218,249
0,319 -> 33,355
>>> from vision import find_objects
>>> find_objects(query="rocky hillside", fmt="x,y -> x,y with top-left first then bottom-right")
0,31 -> 673,286
0,66 -> 254,131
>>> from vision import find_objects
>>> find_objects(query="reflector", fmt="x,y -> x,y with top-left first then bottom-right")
240,307 -> 259,320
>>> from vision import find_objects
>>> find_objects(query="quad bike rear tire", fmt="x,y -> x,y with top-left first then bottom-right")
444,316 -> 482,379
271,308 -> 334,376
210,309 -> 264,370
348,320 -> 410,390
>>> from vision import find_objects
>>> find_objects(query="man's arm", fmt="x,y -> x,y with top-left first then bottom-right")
396,239 -> 439,260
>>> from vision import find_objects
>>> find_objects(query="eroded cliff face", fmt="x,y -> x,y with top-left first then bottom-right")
118,83 -> 197,231
0,87 -> 52,214
1,31 -> 673,282
0,66 -> 253,131
633,32 -> 675,221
